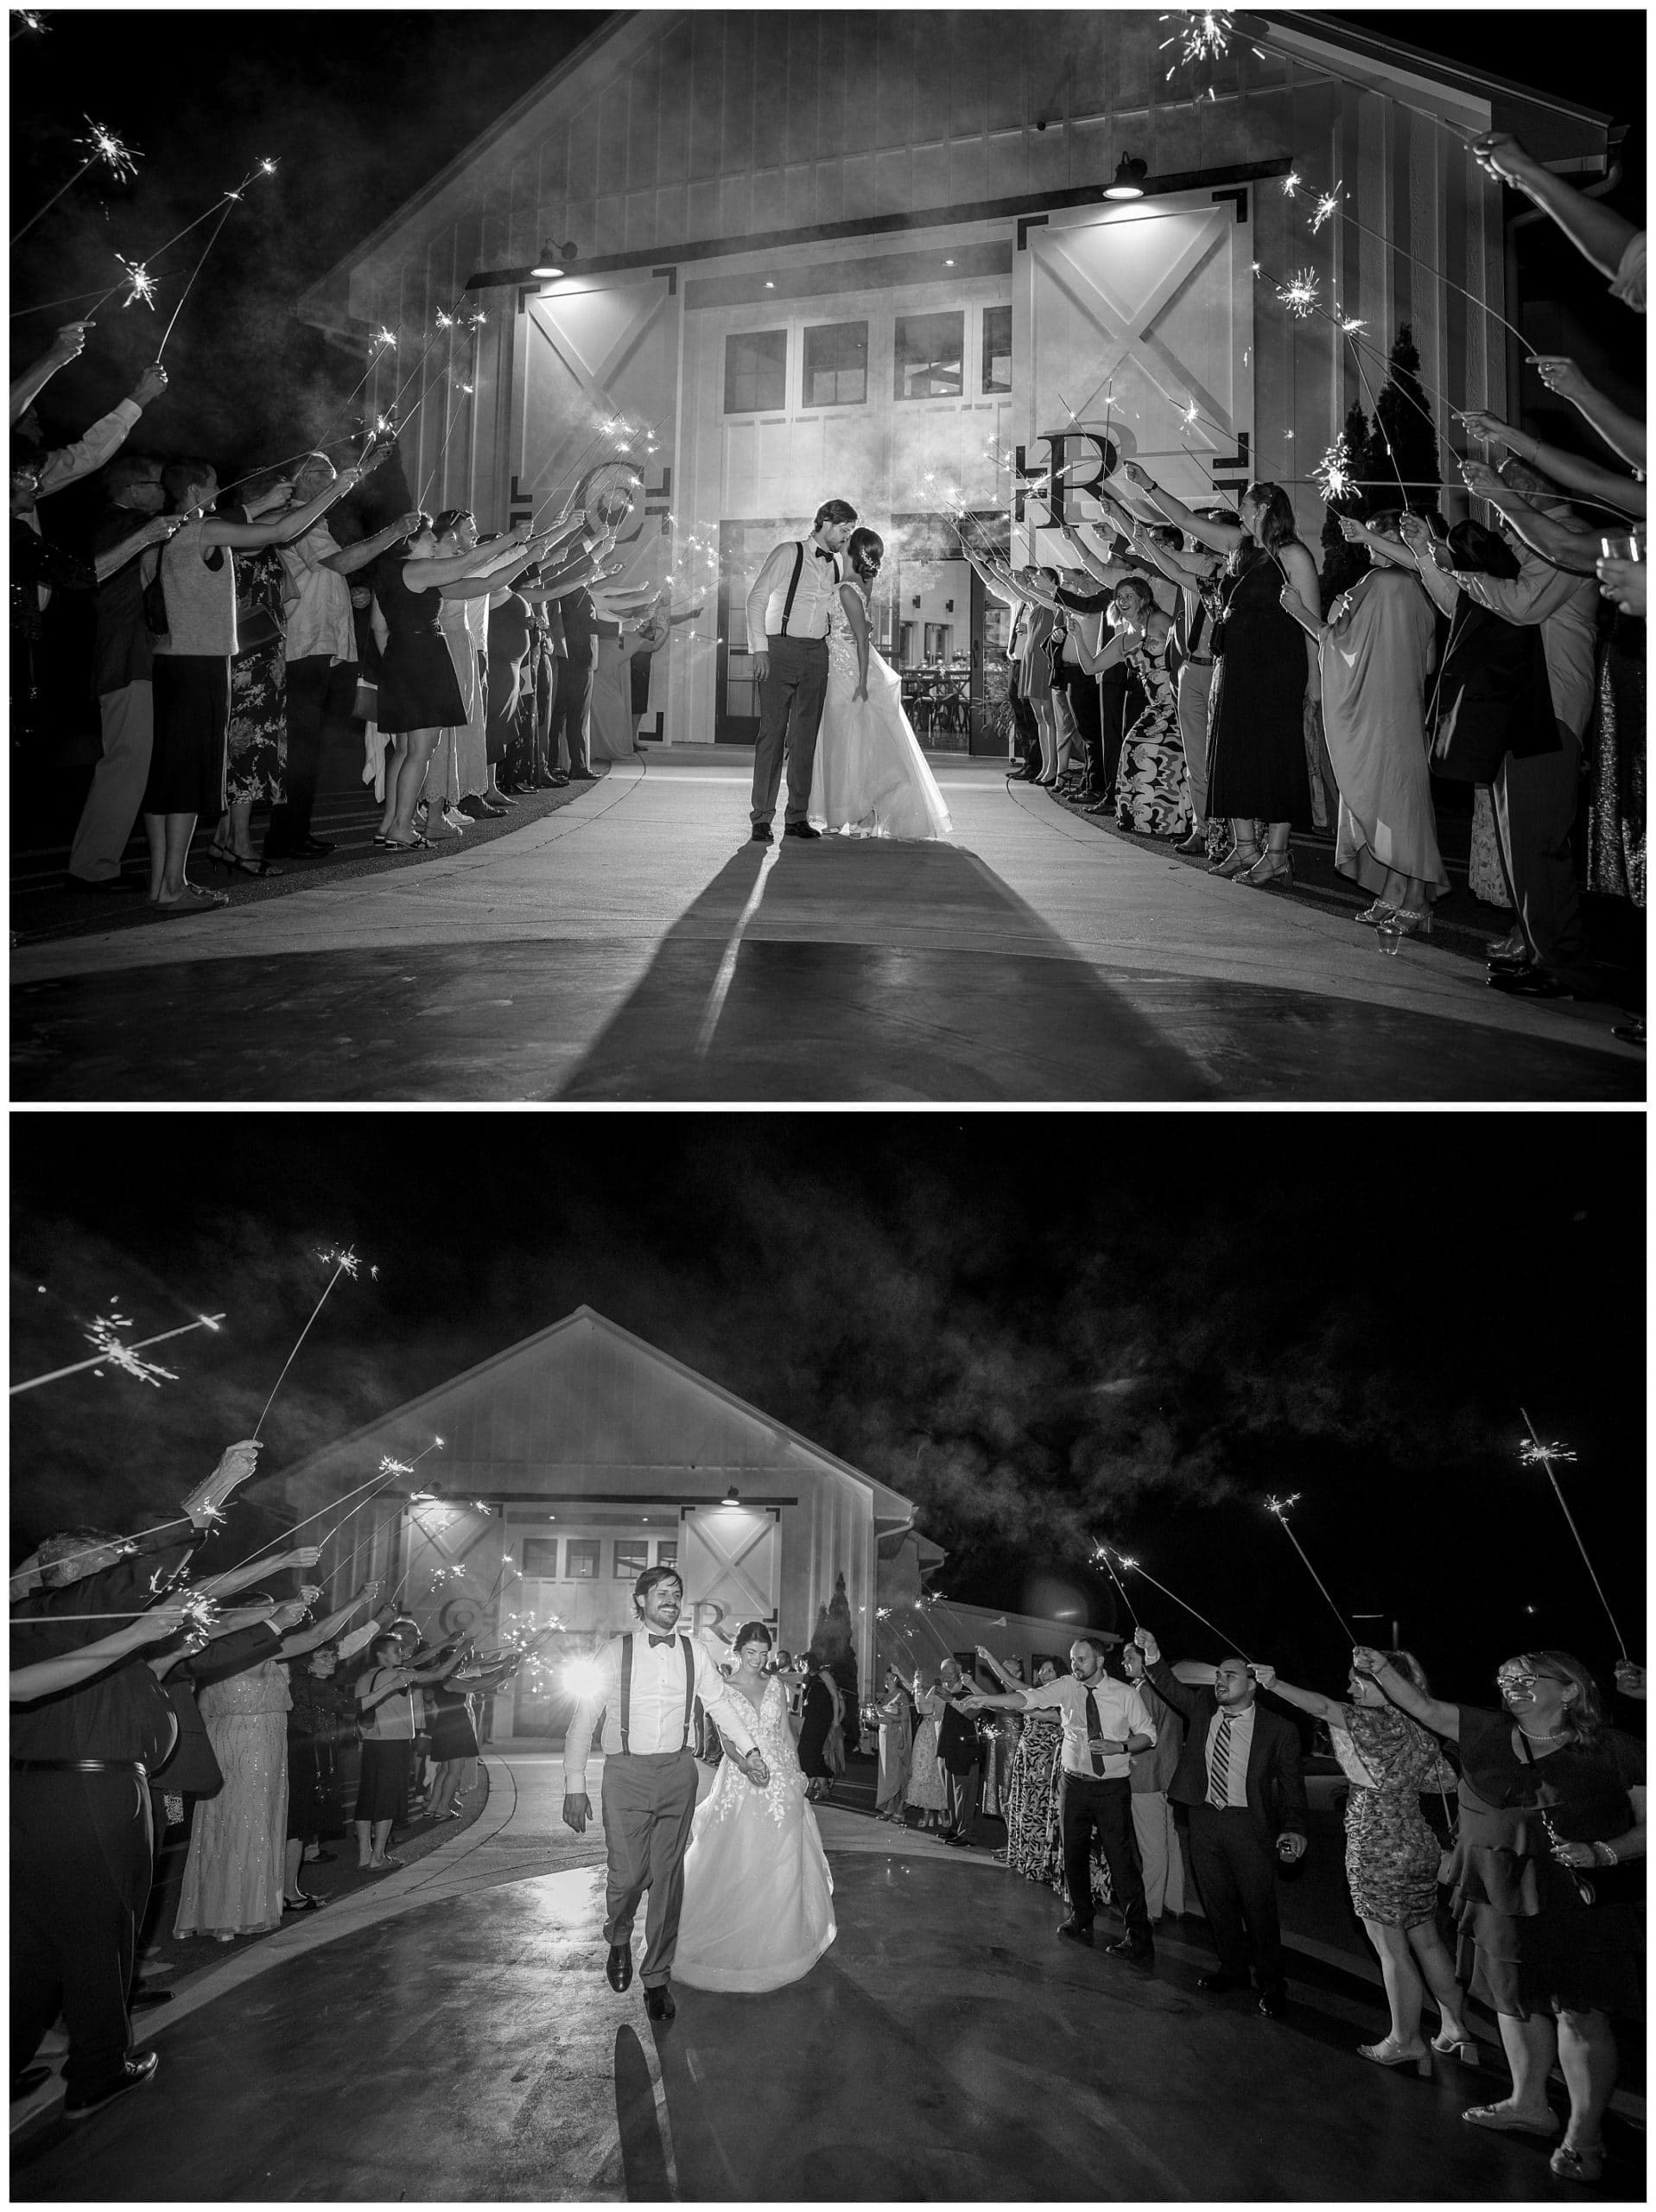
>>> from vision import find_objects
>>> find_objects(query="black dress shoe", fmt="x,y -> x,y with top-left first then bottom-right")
783,819 -> 821,840
128,1986 -> 174,2009
548,771 -> 570,786
1196,1970 -> 1247,1994
1257,1982 -> 1288,2018
458,796 -> 490,819
1102,1936 -> 1154,1962
751,823 -> 774,844
1485,947 -> 1532,972
1487,966 -> 1571,999
644,1983 -> 676,2022
1056,1919 -> 1094,1947
606,1942 -> 633,1992
568,766 -> 598,781
291,836 -> 336,857
63,2050 -> 159,2118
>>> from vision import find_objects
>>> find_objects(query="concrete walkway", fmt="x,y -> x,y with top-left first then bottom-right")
12,1750 -> 1642,2202
10,754 -> 1641,1101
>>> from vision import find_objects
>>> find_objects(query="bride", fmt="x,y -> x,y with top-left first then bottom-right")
810,527 -> 953,841
673,1622 -> 837,1993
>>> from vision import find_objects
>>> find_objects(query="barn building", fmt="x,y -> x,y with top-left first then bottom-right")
296,12 -> 1613,754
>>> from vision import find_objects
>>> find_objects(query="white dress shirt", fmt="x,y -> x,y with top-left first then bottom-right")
1019,1674 -> 1156,1782
745,537 -> 841,652
279,522 -> 356,664
36,397 -> 143,499
562,1630 -> 758,1795
1456,528 -> 1601,739
1202,1701 -> 1256,1808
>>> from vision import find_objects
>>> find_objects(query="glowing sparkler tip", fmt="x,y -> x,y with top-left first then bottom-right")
378,1456 -> 414,1477
315,1244 -> 362,1279
1310,184 -> 1342,234
1281,170 -> 1303,198
1340,315 -> 1367,334
1265,1492 -> 1302,1517
1276,269 -> 1320,319
435,309 -> 455,329
80,1312 -> 179,1389
79,117 -> 140,181
259,158 -> 278,175
115,255 -> 155,310
1520,1439 -> 1577,1466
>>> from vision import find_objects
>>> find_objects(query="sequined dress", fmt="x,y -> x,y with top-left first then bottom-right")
174,1657 -> 290,1936
674,1675 -> 837,1992
1115,626 -> 1190,836
1003,1710 -> 1064,1889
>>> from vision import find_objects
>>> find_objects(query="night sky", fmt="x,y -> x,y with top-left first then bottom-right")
10,1115 -> 1645,1713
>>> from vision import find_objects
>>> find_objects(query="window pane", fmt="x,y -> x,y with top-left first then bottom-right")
655,1539 -> 678,1568
982,305 -> 1012,394
725,329 -> 787,414
614,1540 -> 650,1580
566,1539 -> 600,1580
896,310 -> 964,401
520,1537 -> 559,1579
803,321 -> 867,408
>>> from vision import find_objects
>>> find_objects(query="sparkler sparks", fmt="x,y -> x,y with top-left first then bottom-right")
1265,1492 -> 1301,1520
81,1310 -> 179,1388
78,117 -> 139,181
115,256 -> 155,310
1277,270 -> 1320,319
435,308 -> 456,330
1520,1437 -> 1577,1468
1281,171 -> 1303,198
258,158 -> 278,175
1310,183 -> 1343,233
13,10 -> 47,32
371,326 -> 397,352
1313,435 -> 1355,503
1340,314 -> 1367,334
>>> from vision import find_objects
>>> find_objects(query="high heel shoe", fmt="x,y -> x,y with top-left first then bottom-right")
1355,901 -> 1396,927
1388,906 -> 1431,938
1356,2037 -> 1431,2076
1430,2028 -> 1479,2063
1209,844 -> 1259,878
1237,849 -> 1293,888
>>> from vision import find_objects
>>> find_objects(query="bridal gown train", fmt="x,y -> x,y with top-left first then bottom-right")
809,581 -> 953,841
672,1674 -> 837,1993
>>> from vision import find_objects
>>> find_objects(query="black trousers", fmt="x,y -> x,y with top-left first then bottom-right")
12,1769 -> 153,2090
549,654 -> 593,775
270,655 -> 358,847
1063,671 -> 1104,791
1187,1801 -> 1284,1987
751,632 -> 828,825
1059,1773 -> 1149,1939
1007,670 -> 1041,775
1098,666 -> 1145,798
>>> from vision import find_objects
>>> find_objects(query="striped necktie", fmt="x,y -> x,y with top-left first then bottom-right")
1208,1712 -> 1234,1807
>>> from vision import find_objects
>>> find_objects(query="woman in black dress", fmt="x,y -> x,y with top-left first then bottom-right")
1123,466 -> 1319,885
1359,1644 -> 1646,2184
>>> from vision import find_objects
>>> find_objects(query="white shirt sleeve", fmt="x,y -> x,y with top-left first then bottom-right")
1124,1684 -> 1158,1746
744,541 -> 790,655
692,1640 -> 758,1758
37,397 -> 143,498
561,1640 -> 620,1798
335,1622 -> 377,1662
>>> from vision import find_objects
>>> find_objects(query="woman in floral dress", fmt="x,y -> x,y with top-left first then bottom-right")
1084,577 -> 1188,837
1001,1658 -> 1065,1887
210,480 -> 293,874
905,1671 -> 949,1830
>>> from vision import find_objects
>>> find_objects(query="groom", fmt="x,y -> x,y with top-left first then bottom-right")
562,1566 -> 770,2022
742,497 -> 858,844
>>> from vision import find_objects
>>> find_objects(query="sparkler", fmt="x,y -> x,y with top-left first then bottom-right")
13,115 -> 141,243
12,10 -> 48,35
1089,1541 -> 1141,1631
1101,1544 -> 1250,1656
1281,171 -> 1303,199
1263,1495 -> 1353,1643
11,1310 -> 225,1395
1518,1409 -> 1626,1656
1310,184 -> 1343,234
1312,434 -> 1355,504
251,1244 -> 373,1440
154,160 -> 280,360
1276,270 -> 1320,320
114,257 -> 156,311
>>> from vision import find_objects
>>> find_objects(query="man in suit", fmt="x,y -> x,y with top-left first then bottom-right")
1120,1637 -> 1186,1923
562,1567 -> 768,2024
935,1657 -> 983,1847
742,498 -> 857,843
1133,1626 -> 1307,2014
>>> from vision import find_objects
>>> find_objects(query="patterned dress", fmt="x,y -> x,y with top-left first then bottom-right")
225,549 -> 289,805
1115,624 -> 1189,836
905,1688 -> 949,1817
1329,1701 -> 1456,1928
174,1658 -> 290,1936
1003,1709 -> 1063,1888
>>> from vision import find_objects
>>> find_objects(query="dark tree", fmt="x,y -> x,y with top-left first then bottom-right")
1319,397 -> 1373,613
1362,323 -> 1442,517
808,1572 -> 860,1746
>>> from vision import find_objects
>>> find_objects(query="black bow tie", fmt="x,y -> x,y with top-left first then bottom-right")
648,1632 -> 676,1649
814,546 -> 835,562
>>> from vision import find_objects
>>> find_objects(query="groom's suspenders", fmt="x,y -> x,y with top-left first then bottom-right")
777,542 -> 806,637
616,1633 -> 696,1754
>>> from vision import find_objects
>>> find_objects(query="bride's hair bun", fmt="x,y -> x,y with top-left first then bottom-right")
733,1620 -> 774,1652
846,525 -> 884,584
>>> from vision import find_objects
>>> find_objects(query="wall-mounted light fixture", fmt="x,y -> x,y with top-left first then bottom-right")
1104,155 -> 1148,200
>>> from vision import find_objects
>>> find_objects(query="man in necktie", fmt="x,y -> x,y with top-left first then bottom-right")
562,1567 -> 770,2024
1133,1629 -> 1308,2017
742,499 -> 857,844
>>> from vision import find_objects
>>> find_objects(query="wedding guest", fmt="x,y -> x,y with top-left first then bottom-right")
978,1656 -> 1024,1822
66,454 -> 169,892
283,1643 -> 356,1908
14,353 -> 168,494
1085,576 -> 1188,836
352,1633 -> 466,1868
1124,466 -> 1318,884
970,1637 -> 1156,1955
142,453 -> 365,912
999,1657 -> 1065,1886
1120,1639 -> 1187,1923
209,469 -> 294,879
1280,512 -> 1447,936
266,448 -> 408,859
797,1659 -> 845,1802
1358,1645 -> 1646,2183
1124,512 -> 1227,855
1471,133 -> 1646,312
905,1671 -> 950,1830
429,509 -> 497,830
1252,1652 -> 1474,2069
425,1643 -> 517,1819
936,1656 -> 986,1848
873,1664 -> 914,1821
1133,1628 -> 1307,2012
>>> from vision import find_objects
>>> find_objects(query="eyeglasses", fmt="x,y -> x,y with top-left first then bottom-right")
1495,1668 -> 1558,1693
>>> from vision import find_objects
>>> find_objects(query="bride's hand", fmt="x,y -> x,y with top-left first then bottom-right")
853,683 -> 868,702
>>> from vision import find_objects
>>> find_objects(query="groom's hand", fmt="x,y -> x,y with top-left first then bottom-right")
562,1792 -> 592,1834
751,653 -> 769,685
740,1750 -> 770,1787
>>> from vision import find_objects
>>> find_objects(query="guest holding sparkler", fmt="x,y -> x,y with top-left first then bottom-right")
905,1670 -> 949,1831
14,353 -> 168,496
1355,1644 -> 1646,2183
11,1440 -> 261,2118
1248,1651 -> 1472,2069
1120,512 -> 1226,854
1470,134 -> 1646,314
352,1632 -> 469,1869
999,1656 -> 1066,1889
142,452 -> 366,912
872,1663 -> 914,1821
208,469 -> 295,879
1121,466 -> 1317,885
1278,511 -> 1447,937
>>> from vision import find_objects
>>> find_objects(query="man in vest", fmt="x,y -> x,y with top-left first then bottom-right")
742,498 -> 857,844
562,1567 -> 769,2022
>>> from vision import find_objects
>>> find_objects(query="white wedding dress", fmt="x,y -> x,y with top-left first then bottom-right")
673,1674 -> 837,1993
809,581 -> 953,840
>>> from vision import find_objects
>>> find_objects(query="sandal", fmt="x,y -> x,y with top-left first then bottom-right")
282,1893 -> 325,1913
382,834 -> 430,853
1550,2141 -> 1605,2183
1461,2103 -> 1559,2138
153,881 -> 231,913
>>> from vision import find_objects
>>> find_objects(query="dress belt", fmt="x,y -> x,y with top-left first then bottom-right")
13,1758 -> 148,1776
1183,654 -> 1214,665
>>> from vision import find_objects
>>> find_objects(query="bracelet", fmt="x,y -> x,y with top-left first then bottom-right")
1592,1840 -> 1620,1866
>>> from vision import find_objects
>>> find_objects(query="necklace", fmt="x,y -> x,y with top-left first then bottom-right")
1516,1723 -> 1571,1743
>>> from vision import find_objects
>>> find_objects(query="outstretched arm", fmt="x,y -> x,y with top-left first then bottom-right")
1470,134 -> 1641,286
1457,412 -> 1646,519
1352,1647 -> 1459,1739
1118,464 -> 1244,555
1248,1664 -> 1345,1725
1526,357 -> 1646,474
